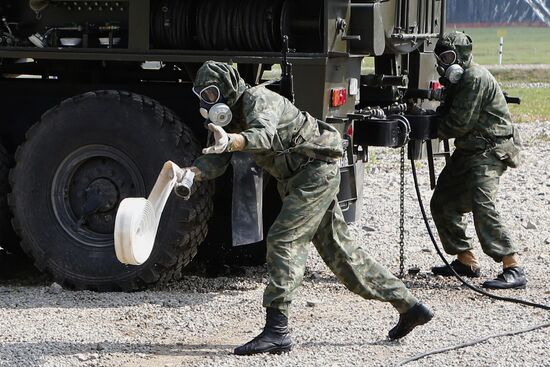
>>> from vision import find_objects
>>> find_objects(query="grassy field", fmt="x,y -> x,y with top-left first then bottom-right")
505,87 -> 550,123
445,27 -> 550,121
456,27 -> 550,65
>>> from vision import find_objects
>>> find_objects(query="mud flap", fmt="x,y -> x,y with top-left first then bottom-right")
231,152 -> 264,246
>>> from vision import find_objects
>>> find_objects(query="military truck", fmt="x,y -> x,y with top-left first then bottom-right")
0,0 -> 445,290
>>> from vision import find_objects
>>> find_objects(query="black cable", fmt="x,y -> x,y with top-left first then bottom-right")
396,321 -> 550,366
410,159 -> 550,310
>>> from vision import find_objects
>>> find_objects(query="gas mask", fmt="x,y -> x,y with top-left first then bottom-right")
193,85 -> 233,127
436,50 -> 464,85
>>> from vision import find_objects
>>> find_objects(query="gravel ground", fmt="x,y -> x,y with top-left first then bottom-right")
500,82 -> 550,89
1,122 -> 549,367
486,64 -> 550,70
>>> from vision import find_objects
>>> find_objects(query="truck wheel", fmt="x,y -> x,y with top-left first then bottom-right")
0,143 -> 20,254
9,90 -> 213,291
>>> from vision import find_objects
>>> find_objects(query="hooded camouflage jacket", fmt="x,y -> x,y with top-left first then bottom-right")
192,61 -> 343,181
437,32 -> 514,151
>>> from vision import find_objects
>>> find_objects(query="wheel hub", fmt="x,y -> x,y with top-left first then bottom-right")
85,178 -> 119,213
52,145 -> 146,248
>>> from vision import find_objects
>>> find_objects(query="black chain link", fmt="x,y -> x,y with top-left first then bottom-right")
399,146 -> 406,278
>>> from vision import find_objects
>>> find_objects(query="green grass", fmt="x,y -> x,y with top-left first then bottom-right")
455,27 -> 550,65
506,87 -> 550,123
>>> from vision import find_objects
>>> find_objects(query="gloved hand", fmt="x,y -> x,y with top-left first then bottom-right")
203,123 -> 229,154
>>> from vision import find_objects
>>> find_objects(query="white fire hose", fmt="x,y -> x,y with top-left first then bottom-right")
114,161 -> 194,265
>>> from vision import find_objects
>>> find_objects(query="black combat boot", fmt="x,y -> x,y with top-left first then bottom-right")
234,308 -> 293,356
432,259 -> 481,278
482,267 -> 527,289
388,303 -> 434,340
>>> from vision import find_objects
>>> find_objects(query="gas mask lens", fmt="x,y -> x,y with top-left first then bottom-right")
193,85 -> 221,104
193,84 -> 232,127
436,50 -> 457,66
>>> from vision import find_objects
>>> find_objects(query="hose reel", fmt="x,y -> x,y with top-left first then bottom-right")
150,0 -> 323,52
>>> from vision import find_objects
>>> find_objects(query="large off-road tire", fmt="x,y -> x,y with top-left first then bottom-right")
9,90 -> 213,291
0,143 -> 20,254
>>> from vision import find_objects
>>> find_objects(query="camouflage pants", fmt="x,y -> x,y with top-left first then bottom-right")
430,152 -> 518,262
263,160 -> 417,316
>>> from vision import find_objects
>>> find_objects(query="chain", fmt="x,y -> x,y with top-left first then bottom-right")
399,146 -> 406,278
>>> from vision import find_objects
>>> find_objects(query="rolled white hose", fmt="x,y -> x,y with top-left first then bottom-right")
114,161 -> 192,265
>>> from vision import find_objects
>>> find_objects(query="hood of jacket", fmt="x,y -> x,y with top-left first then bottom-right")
194,61 -> 248,107
435,31 -> 474,68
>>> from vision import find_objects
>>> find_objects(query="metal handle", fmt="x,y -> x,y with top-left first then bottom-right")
342,34 -> 361,41
336,18 -> 362,42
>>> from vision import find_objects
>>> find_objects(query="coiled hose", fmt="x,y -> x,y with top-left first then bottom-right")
150,0 -> 321,51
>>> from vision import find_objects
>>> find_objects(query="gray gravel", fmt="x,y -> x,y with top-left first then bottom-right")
499,82 -> 550,89
1,122 -> 549,367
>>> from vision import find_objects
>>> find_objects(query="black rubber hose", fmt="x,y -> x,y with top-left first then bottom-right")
227,0 -> 240,50
249,0 -> 262,50
184,0 -> 197,49
410,159 -> 550,311
195,0 -> 207,49
270,0 -> 285,51
174,0 -> 185,48
395,321 -> 550,366
243,1 -> 253,50
169,0 -> 179,49
233,0 -> 246,50
259,0 -> 273,50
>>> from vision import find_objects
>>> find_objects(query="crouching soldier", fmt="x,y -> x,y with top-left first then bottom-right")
184,61 -> 433,355
430,32 -> 526,289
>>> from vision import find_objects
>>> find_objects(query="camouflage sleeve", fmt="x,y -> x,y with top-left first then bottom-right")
193,153 -> 232,181
239,92 -> 280,151
438,76 -> 484,139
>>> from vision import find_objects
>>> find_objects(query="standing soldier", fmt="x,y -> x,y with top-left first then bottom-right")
185,61 -> 433,355
430,32 -> 527,289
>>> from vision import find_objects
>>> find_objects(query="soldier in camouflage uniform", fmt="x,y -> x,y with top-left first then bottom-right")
185,61 -> 433,355
431,32 -> 527,289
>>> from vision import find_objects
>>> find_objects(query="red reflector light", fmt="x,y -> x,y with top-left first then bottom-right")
430,80 -> 443,90
347,125 -> 353,137
331,88 -> 347,107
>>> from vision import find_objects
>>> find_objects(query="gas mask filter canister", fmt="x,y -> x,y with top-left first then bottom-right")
201,103 -> 233,127
443,64 -> 464,84
195,85 -> 233,127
